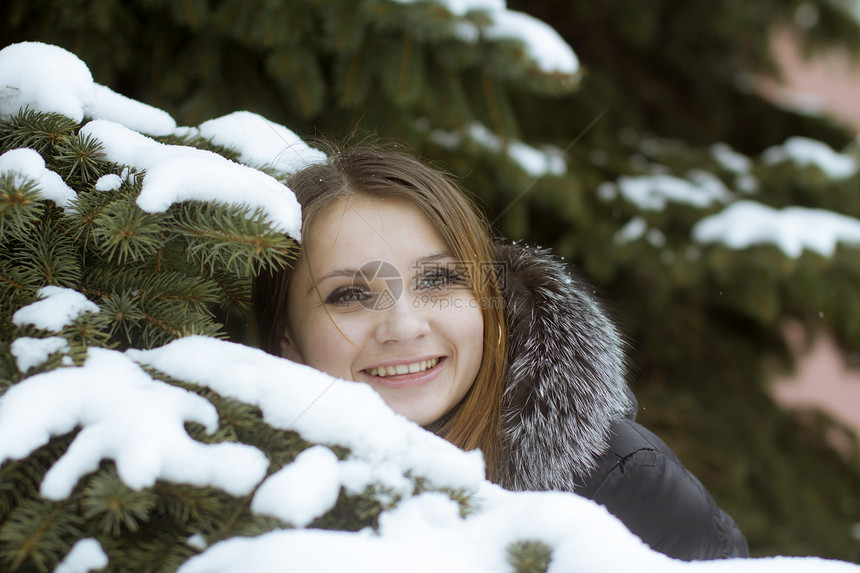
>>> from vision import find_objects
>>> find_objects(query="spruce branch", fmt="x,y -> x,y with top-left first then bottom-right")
0,497 -> 83,573
143,290 -> 224,345
308,485 -> 394,532
0,432 -> 77,524
506,539 -> 553,573
15,224 -> 83,289
205,267 -> 252,314
152,483 -> 235,530
0,174 -> 44,241
0,342 -> 16,392
52,132 -> 108,186
82,267 -> 225,350
0,257 -> 40,309
81,464 -> 158,536
90,199 -> 164,265
83,266 -> 222,312
66,185 -> 125,250
97,516 -> 198,573
0,108 -> 78,156
410,475 -> 476,517
89,289 -> 147,345
141,312 -> 199,348
62,317 -> 114,356
172,202 -> 297,277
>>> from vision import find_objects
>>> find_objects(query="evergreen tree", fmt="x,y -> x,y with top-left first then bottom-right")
2,0 -> 860,562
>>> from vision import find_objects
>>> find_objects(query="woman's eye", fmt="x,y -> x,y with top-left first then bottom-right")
325,285 -> 370,306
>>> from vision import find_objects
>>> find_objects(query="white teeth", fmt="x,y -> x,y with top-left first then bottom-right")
368,358 -> 438,378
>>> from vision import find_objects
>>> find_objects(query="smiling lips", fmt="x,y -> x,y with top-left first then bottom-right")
366,357 -> 440,378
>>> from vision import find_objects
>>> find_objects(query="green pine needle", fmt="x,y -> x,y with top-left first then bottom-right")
15,224 -> 83,289
90,289 -> 147,344
0,108 -> 79,156
172,201 -> 298,277
52,132 -> 108,185
81,464 -> 158,536
0,256 -> 43,311
506,539 -> 553,573
90,200 -> 165,264
0,497 -> 83,573
0,174 -> 45,241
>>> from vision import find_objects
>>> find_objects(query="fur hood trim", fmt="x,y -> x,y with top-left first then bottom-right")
496,242 -> 633,490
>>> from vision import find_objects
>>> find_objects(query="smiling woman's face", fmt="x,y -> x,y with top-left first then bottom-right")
281,195 -> 485,425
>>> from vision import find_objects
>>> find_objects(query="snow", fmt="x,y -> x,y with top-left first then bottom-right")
386,1 -> 578,74
196,111 -> 326,176
700,144 -> 761,194
0,148 -> 77,210
615,216 -> 648,244
79,120 -> 302,239
762,136 -> 857,179
693,200 -> 860,257
53,538 -> 108,573
608,172 -> 733,211
10,336 -> 69,372
428,122 -> 566,176
0,42 -> 175,136
252,445 -> 342,527
186,534 -> 208,551
0,338 -> 857,571
734,173 -> 760,194
838,0 -> 860,30
615,216 -> 667,249
12,286 -> 99,332
178,481 -> 860,573
1,42 -> 308,240
711,143 -> 753,174
403,0 -> 505,16
647,228 -> 667,248
0,346 -> 269,499
338,458 -> 413,495
484,10 -> 580,75
94,173 -> 122,191
126,336 -> 485,490
178,486 -> 660,573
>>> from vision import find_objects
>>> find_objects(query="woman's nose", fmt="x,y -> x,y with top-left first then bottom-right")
374,295 -> 431,343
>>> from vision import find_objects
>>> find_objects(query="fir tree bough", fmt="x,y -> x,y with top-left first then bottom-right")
0,103 -> 303,570
0,107 -> 297,354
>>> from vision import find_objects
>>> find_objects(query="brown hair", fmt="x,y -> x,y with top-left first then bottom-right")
253,146 -> 508,481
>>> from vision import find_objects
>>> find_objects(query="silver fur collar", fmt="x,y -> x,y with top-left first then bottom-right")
496,242 -> 632,490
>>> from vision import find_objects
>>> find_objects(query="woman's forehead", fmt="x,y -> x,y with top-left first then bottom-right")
300,195 -> 450,270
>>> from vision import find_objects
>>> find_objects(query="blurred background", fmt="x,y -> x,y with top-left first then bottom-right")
3,0 -> 859,561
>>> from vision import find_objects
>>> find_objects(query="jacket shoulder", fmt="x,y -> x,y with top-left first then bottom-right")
576,418 -> 748,561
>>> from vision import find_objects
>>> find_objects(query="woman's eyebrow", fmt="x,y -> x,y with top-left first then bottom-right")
307,268 -> 358,295
415,252 -> 455,265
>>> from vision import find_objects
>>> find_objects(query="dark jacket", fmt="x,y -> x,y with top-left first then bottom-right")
496,242 -> 748,561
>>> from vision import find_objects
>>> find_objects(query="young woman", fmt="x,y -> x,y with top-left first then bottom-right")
253,147 -> 748,561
